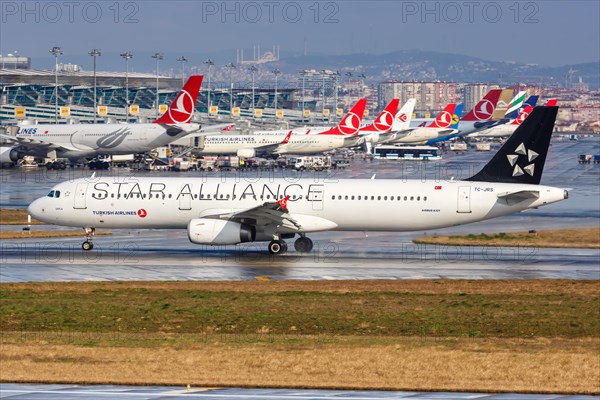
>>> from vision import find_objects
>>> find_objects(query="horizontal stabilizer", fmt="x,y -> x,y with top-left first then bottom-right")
497,190 -> 539,205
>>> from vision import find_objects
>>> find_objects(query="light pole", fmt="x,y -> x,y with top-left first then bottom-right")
177,56 -> 188,86
225,62 -> 236,113
89,49 -> 101,123
120,51 -> 133,121
333,70 -> 340,121
248,65 -> 258,115
300,70 -> 307,119
359,73 -> 366,99
321,70 -> 327,118
152,52 -> 163,118
272,68 -> 280,112
204,59 -> 214,113
50,46 -> 63,123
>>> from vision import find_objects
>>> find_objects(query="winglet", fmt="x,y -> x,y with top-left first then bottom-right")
276,195 -> 291,210
153,75 -> 203,124
282,130 -> 293,144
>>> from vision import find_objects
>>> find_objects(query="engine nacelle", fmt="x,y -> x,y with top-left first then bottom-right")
0,146 -> 23,163
237,148 -> 256,158
188,218 -> 256,245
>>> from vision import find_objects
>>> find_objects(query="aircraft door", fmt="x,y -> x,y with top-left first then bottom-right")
178,184 -> 192,210
308,184 -> 324,211
457,186 -> 471,213
74,183 -> 88,209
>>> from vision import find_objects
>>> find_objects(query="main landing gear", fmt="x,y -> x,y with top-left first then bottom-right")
267,236 -> 314,255
82,227 -> 95,251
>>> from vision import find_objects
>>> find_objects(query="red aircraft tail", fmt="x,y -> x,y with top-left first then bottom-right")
360,99 -> 400,133
428,103 -> 456,128
462,89 -> 502,122
153,75 -> 203,124
320,99 -> 368,136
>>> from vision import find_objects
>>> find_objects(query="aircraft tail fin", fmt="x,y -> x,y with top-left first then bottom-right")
544,98 -> 558,106
320,98 -> 367,136
428,103 -> 456,128
451,104 -> 463,129
466,106 -> 558,185
509,105 -> 533,125
505,95 -> 539,119
153,75 -> 203,124
391,98 -> 416,131
462,89 -> 502,122
361,99 -> 400,132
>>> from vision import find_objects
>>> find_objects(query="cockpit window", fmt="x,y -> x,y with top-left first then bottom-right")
47,190 -> 55,198
54,191 -> 60,198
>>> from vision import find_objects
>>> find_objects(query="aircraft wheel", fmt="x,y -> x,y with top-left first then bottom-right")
82,241 -> 94,251
294,237 -> 314,253
268,240 -> 287,255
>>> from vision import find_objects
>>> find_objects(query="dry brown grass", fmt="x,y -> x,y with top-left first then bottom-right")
0,231 -> 112,240
0,209 -> 44,225
414,228 -> 600,248
1,338 -> 598,394
3,279 -> 598,296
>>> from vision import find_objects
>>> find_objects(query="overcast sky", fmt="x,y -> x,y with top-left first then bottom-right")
1,0 -> 598,71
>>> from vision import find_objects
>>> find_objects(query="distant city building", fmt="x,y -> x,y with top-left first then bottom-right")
462,83 -> 501,112
378,81 -> 456,114
0,54 -> 31,70
237,45 -> 280,65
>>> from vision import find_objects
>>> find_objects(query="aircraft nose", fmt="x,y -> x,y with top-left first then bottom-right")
28,198 -> 47,222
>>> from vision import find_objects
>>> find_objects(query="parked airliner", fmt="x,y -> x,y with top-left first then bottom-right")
0,76 -> 204,166
28,107 -> 566,255
191,99 -> 368,157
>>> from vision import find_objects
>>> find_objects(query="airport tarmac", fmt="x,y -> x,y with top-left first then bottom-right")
1,138 -> 599,282
1,384 -> 598,400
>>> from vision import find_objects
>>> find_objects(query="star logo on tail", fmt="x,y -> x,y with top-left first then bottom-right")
506,142 -> 539,177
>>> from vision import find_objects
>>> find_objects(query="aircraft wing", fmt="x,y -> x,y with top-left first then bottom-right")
200,197 -> 302,232
0,133 -> 93,152
186,123 -> 236,137
497,190 -> 540,206
378,129 -> 414,143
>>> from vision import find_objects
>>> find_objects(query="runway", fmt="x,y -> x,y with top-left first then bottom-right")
1,384 -> 597,400
1,138 -> 599,282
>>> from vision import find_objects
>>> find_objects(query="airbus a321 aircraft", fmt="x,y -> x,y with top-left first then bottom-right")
0,76 -> 204,167
28,107 -> 566,255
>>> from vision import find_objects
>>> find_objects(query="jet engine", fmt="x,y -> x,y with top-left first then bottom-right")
188,218 -> 256,245
0,146 -> 24,163
237,148 -> 256,158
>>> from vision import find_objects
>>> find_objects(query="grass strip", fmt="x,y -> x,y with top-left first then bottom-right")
413,228 -> 600,248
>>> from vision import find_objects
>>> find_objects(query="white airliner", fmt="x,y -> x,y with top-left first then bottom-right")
192,99 -> 368,157
387,103 -> 457,144
360,98 -> 416,145
0,76 -> 204,166
468,99 -> 557,139
29,107 -> 566,255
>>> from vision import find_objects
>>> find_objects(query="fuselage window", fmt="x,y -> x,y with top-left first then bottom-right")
194,194 -> 198,199
371,196 -> 375,200
358,196 -> 361,200
410,196 -> 414,201
424,196 -> 428,201
351,196 -> 355,200
404,196 -> 407,201
377,196 -> 381,200
344,195 -> 348,200
417,196 -> 420,201
168,194 -> 172,199
384,196 -> 387,200
338,195 -> 342,200
111,194 -> 114,198
331,195 -> 335,200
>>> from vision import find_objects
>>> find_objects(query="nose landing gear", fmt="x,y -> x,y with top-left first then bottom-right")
82,227 -> 95,251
